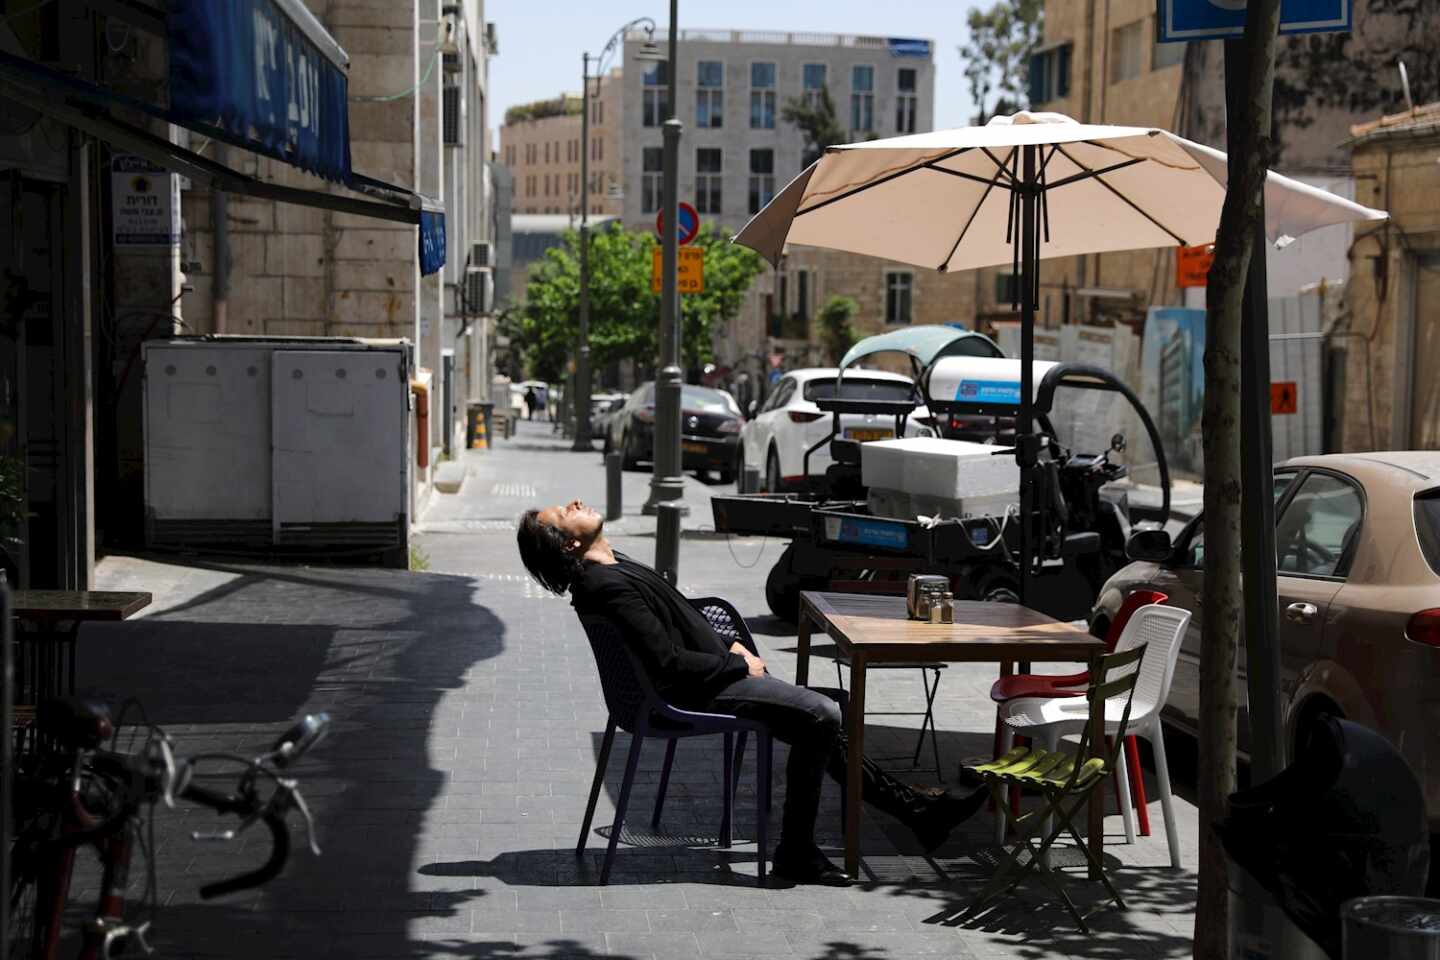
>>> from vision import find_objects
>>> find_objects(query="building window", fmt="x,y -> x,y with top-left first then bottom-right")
850,65 -> 874,135
795,269 -> 811,326
696,60 -> 724,129
750,61 -> 776,129
643,61 -> 669,127
696,148 -> 722,214
885,271 -> 913,325
642,146 -> 663,213
803,63 -> 827,108
748,148 -> 775,214
1153,20 -> 1186,70
1028,44 -> 1072,104
1110,20 -> 1144,83
896,68 -> 918,133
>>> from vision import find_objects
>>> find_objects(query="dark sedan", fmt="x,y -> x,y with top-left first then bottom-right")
605,382 -> 742,483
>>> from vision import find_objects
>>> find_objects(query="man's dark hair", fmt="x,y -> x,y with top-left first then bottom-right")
517,509 -> 582,595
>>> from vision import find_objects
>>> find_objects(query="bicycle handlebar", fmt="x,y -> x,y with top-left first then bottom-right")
198,813 -> 290,900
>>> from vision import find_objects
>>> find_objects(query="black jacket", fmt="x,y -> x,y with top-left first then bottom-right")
570,553 -> 748,706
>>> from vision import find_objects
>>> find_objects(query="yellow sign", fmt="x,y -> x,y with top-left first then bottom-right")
651,247 -> 705,294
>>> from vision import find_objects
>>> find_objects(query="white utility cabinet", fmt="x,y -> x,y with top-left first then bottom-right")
143,337 -> 411,565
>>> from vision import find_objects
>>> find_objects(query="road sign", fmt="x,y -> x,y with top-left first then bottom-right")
652,247 -> 704,294
1176,244 -> 1214,288
656,202 -> 701,246
1270,381 -> 1298,415
1158,0 -> 1350,42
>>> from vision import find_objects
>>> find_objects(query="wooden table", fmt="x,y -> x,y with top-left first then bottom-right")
12,591 -> 151,700
796,591 -> 1106,878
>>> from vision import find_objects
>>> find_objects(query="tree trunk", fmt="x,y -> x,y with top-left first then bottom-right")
1194,2 -> 1283,958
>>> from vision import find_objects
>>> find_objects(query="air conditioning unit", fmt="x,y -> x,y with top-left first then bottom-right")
443,86 -> 463,146
471,242 -> 493,267
466,267 -> 493,314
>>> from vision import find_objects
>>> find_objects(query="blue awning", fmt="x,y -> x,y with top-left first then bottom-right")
0,4 -> 446,276
168,0 -> 353,184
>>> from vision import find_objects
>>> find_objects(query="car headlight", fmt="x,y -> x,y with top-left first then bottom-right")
718,420 -> 741,434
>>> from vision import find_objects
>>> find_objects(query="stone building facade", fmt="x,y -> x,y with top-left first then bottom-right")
1339,104 -> 1440,452
499,70 -> 621,218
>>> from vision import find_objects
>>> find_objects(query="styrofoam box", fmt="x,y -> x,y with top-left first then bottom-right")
862,437 -> 1019,501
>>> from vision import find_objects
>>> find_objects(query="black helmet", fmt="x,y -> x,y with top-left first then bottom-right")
1218,716 -> 1429,959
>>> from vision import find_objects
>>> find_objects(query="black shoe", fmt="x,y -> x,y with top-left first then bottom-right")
910,786 -> 990,853
771,842 -> 851,886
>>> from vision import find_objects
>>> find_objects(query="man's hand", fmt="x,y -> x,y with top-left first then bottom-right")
731,641 -> 767,678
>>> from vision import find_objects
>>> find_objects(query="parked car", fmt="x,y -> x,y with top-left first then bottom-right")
589,393 -> 626,440
739,368 -> 936,493
605,382 -> 743,482
1092,451 -> 1440,829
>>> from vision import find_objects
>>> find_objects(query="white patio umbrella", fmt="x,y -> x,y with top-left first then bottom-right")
733,110 -> 1385,603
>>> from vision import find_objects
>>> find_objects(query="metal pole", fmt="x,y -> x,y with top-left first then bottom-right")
1225,39 -> 1284,781
572,51 -> 594,451
1016,144 -> 1037,607
606,451 -> 623,520
644,0 -> 689,528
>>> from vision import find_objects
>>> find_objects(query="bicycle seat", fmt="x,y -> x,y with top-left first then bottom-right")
38,697 -> 114,750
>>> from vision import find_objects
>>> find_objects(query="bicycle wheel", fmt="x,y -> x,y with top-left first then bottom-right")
7,768 -> 66,960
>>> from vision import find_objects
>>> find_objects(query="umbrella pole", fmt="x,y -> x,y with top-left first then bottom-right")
1017,144 -> 1037,608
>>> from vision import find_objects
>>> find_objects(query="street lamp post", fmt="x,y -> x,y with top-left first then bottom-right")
642,0 -> 688,519
572,19 -> 659,452
571,49 -> 594,451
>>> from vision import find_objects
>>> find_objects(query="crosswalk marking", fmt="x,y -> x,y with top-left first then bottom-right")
491,482 -> 537,498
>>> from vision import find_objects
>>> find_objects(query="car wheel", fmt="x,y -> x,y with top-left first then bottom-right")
766,447 -> 783,494
621,432 -> 640,470
765,543 -> 802,622
602,430 -> 613,455
982,584 -> 1020,604
733,448 -> 746,491
718,465 -> 734,485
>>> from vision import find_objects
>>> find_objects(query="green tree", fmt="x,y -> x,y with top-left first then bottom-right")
959,0 -> 1044,124
782,88 -> 848,167
503,224 -> 764,382
817,295 -> 859,364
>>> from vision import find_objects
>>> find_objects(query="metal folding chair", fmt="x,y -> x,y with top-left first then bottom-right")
961,643 -> 1149,933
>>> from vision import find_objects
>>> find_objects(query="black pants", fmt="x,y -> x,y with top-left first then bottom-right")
709,675 -> 926,850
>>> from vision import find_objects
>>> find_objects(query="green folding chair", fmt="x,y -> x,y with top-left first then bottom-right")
960,643 -> 1148,933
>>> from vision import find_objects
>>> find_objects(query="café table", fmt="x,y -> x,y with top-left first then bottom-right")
796,590 -> 1107,878
12,591 -> 152,701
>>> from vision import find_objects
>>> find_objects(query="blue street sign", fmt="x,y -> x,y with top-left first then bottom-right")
1157,0 -> 1351,42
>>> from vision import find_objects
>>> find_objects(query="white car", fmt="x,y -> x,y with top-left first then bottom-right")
739,368 -> 934,492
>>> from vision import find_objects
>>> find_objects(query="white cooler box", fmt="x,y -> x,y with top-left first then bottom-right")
861,437 -> 1020,519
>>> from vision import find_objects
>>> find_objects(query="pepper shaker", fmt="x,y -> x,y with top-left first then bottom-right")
940,592 -> 954,624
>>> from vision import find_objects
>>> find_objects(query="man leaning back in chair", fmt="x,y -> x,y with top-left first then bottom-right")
517,498 -> 987,884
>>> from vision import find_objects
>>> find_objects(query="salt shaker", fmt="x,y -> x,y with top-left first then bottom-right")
929,596 -> 943,623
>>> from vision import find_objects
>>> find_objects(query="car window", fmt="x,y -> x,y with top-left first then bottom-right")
1173,473 -> 1305,570
803,378 -> 915,402
759,379 -> 789,414
682,386 -> 740,415
1414,490 -> 1440,577
767,379 -> 795,411
1275,472 -> 1363,578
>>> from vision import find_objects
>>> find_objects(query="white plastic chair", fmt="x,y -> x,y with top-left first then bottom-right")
995,603 -> 1191,868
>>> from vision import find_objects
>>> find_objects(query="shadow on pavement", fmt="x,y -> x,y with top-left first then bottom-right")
70,561 -> 514,959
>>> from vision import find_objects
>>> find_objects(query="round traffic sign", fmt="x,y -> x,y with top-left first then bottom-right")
655,202 -> 701,246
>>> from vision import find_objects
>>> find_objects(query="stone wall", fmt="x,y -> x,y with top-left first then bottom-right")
1341,123 -> 1440,451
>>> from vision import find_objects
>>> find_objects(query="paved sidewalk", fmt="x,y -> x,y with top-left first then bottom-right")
74,420 -> 1197,958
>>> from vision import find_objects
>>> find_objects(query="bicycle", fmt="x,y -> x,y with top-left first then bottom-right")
7,697 -> 328,960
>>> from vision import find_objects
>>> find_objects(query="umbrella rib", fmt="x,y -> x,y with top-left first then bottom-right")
793,147 -> 971,218
939,147 -> 1016,272
980,147 -> 1020,185
922,164 -> 1017,191
1045,156 -> 1146,191
1053,145 -> 1186,245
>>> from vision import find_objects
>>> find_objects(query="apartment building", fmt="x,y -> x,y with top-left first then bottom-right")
500,71 -> 622,217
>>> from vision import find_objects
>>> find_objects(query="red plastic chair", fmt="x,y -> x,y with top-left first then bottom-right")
989,589 -> 1168,836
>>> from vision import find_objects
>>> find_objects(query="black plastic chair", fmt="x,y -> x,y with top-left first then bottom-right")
576,600 -> 774,885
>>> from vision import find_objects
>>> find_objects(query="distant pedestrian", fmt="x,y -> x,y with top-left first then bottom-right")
524,386 -> 537,421
534,388 -> 548,421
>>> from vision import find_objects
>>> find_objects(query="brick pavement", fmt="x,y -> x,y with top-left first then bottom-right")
74,420 -> 1197,958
